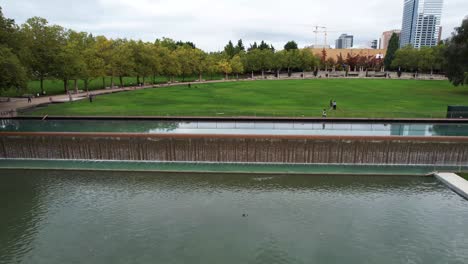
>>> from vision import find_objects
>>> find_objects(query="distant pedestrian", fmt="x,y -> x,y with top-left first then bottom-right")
89,94 -> 93,103
322,109 -> 327,118
188,83 -> 191,88
27,96 -> 32,103
68,92 -> 72,102
332,100 -> 337,110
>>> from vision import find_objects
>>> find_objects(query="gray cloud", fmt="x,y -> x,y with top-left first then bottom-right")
2,0 -> 467,51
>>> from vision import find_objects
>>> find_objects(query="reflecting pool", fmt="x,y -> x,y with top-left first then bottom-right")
1,170 -> 467,264
2,119 -> 468,136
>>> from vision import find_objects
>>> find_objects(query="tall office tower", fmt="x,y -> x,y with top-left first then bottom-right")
371,40 -> 378,49
335,34 -> 354,49
400,0 -> 444,48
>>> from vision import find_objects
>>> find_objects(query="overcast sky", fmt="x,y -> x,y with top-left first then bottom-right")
2,0 -> 467,51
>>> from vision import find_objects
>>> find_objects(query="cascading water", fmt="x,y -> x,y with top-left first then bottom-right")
1,134 -> 467,166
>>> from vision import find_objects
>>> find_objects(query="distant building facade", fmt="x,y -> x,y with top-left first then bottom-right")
310,48 -> 386,61
400,0 -> 444,48
379,30 -> 401,49
335,34 -> 354,49
371,40 -> 378,49
307,44 -> 332,49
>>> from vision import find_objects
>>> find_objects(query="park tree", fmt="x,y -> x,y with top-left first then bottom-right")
130,40 -> 154,85
235,39 -> 245,54
94,36 -> 114,88
21,17 -> 64,94
192,48 -> 207,81
81,37 -> 105,92
54,30 -> 86,93
248,42 -> 258,51
230,54 -> 244,79
247,48 -> 273,78
175,46 -> 197,81
163,51 -> 181,82
391,45 -> 419,72
218,59 -> 232,79
149,44 -> 164,84
281,49 -> 301,76
155,37 -> 178,51
206,53 -> 222,80
384,33 -> 399,70
444,18 -> 468,86
298,49 -> 317,77
418,47 -> 436,74
224,40 -> 236,58
284,41 -> 298,51
109,40 -> 136,87
0,46 -> 27,91
0,7 -> 27,91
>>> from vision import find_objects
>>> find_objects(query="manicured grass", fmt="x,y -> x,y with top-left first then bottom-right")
460,173 -> 468,180
1,75 -> 225,97
26,79 -> 468,118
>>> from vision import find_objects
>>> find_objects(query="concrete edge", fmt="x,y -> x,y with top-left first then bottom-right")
7,116 -> 468,123
2,131 -> 468,142
434,172 -> 468,200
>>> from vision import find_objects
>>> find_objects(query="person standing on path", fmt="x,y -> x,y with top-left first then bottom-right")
332,100 -> 337,110
27,96 -> 32,103
322,109 -> 327,118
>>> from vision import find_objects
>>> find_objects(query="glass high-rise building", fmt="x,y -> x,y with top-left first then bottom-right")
400,0 -> 443,48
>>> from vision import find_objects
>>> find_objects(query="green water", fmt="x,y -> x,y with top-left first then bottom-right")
1,170 -> 467,264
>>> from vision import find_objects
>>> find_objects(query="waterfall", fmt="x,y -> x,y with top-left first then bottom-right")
1,134 -> 467,166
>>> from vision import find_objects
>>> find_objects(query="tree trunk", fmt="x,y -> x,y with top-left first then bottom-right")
102,77 -> 106,89
84,79 -> 89,92
119,76 -> 123,87
303,70 -> 305,79
142,77 -> 146,85
251,71 -> 254,79
74,79 -> 78,94
199,73 -> 202,82
40,77 -> 44,94
136,76 -> 140,85
153,74 -> 156,84
236,73 -> 239,80
225,73 -> 228,80
261,70 -> 264,79
111,76 -> 114,88
63,79 -> 68,93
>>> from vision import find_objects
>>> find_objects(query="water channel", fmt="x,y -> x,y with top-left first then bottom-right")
1,170 -> 467,264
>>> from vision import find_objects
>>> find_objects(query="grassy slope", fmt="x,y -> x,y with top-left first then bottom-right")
26,79 -> 468,118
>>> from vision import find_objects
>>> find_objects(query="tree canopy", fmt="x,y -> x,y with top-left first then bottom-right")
444,18 -> 468,86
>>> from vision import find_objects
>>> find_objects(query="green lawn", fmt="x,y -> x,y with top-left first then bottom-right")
25,79 -> 468,118
460,173 -> 468,180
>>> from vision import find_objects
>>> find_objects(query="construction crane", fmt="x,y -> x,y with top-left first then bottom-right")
313,26 -> 328,46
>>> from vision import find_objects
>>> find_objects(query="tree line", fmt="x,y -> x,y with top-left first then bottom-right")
1,7 -> 466,95
384,18 -> 468,86
0,8 -> 321,94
